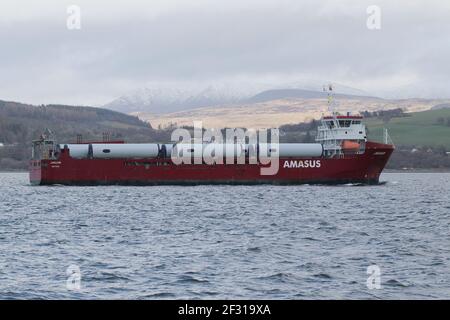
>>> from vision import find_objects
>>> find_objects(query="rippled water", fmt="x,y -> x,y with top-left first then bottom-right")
0,172 -> 449,299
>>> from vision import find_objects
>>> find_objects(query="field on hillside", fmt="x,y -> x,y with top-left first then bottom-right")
137,97 -> 446,129
366,109 -> 450,149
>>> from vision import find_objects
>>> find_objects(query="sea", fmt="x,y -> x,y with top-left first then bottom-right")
0,172 -> 449,299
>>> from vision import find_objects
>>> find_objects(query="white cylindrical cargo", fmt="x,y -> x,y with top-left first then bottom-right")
244,144 -> 258,157
163,144 -> 174,157
91,143 -> 160,159
278,143 -> 323,157
60,144 -> 89,159
257,143 -> 272,158
172,143 -> 204,158
257,143 -> 323,157
222,143 -> 244,158
62,142 -> 322,159
172,143 -> 245,158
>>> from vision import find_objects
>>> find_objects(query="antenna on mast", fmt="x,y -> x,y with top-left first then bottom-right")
323,83 -> 336,116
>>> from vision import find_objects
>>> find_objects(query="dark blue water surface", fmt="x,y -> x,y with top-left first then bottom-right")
0,172 -> 449,299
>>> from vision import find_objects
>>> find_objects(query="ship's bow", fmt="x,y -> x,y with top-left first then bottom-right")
365,141 -> 395,183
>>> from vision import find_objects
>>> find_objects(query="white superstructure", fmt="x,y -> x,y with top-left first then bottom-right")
316,84 -> 367,157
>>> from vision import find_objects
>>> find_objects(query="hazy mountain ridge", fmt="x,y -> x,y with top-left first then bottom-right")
245,88 -> 381,104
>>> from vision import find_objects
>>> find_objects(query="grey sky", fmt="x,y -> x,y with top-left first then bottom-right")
0,0 -> 449,106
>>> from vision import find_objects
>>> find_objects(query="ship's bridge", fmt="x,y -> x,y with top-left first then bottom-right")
316,114 -> 367,157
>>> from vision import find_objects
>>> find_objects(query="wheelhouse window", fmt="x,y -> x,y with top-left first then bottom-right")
338,120 -> 352,127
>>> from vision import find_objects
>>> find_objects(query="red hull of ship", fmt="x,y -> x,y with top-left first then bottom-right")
29,141 -> 393,185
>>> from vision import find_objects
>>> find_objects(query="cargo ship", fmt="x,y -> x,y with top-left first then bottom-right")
29,119 -> 394,186
29,88 -> 394,185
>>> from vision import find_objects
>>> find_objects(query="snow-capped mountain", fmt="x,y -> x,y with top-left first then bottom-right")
104,86 -> 197,114
103,82 -> 269,114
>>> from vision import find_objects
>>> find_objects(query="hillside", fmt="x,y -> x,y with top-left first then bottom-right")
366,108 -> 450,149
364,109 -> 450,169
136,97 -> 449,129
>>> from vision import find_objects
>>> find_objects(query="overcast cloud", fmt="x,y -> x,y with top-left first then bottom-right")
0,0 -> 449,106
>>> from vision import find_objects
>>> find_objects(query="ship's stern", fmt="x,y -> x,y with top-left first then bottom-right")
29,160 -> 42,185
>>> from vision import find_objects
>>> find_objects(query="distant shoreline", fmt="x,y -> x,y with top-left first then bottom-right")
384,169 -> 450,173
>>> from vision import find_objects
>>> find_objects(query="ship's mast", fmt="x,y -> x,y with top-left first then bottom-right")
323,83 -> 338,118
323,83 -> 340,131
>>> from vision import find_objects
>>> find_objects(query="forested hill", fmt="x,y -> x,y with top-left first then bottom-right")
0,100 -> 172,169
0,100 -> 177,143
